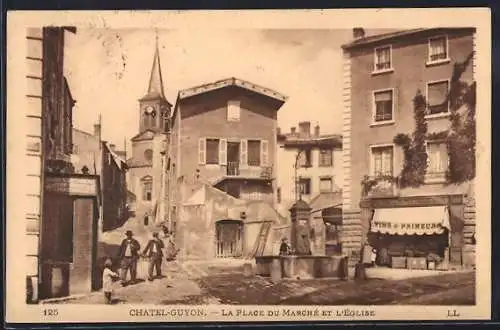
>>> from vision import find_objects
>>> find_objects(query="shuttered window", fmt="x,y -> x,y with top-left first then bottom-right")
261,140 -> 269,166
198,138 -> 206,164
240,139 -> 248,166
219,139 -> 227,165
206,139 -> 220,164
248,140 -> 261,166
427,142 -> 448,174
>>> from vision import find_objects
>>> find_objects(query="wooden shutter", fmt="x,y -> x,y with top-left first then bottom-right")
240,139 -> 248,166
198,138 -> 206,165
261,140 -> 269,166
219,138 -> 227,166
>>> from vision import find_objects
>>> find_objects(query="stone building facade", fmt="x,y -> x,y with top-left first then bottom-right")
341,28 -> 476,268
126,43 -> 170,226
25,26 -> 100,303
167,77 -> 288,259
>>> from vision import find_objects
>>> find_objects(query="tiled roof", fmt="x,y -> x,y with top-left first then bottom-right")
279,134 -> 342,148
310,191 -> 343,212
177,77 -> 288,103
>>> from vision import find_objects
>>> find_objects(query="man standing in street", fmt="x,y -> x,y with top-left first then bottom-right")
142,232 -> 165,281
117,230 -> 141,286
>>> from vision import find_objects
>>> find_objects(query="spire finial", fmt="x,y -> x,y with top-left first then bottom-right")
155,28 -> 159,49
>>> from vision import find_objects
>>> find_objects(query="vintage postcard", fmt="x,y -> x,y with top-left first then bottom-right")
6,8 -> 491,323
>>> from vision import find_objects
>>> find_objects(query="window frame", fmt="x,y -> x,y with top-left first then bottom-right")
369,143 -> 396,178
227,100 -> 241,122
298,177 -> 312,196
141,176 -> 153,201
425,79 -> 451,119
424,140 -> 449,183
373,45 -> 394,74
319,176 -> 334,193
205,138 -> 220,165
247,139 -> 262,167
318,148 -> 333,167
427,35 -> 450,66
371,88 -> 395,125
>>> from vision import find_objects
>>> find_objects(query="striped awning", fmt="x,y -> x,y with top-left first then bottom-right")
370,206 -> 450,235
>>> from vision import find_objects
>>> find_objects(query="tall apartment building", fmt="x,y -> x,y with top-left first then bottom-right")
341,28 -> 476,268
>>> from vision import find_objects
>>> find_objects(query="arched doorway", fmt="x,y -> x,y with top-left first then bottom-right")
215,220 -> 244,258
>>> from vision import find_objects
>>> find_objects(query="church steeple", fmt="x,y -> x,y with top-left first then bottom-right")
143,33 -> 165,100
138,32 -> 171,134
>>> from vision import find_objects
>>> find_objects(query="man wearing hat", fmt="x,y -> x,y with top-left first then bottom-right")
142,232 -> 165,281
117,230 -> 141,285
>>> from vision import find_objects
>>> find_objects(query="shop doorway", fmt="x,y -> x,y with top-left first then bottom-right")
368,231 -> 449,269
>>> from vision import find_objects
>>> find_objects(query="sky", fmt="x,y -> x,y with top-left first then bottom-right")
63,28 -> 389,152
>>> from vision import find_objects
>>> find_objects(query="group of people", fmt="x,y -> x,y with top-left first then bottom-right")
101,229 -> 179,304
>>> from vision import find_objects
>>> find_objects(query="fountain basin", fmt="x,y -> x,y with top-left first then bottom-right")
255,255 -> 348,279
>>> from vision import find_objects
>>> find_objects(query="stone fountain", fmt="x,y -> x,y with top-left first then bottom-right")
255,199 -> 348,280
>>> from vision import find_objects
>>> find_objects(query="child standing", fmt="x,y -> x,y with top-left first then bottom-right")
102,258 -> 119,304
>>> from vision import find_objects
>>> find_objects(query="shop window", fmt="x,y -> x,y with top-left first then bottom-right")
371,145 -> 394,177
374,45 -> 392,71
373,89 -> 394,122
319,149 -> 333,167
247,140 -> 261,166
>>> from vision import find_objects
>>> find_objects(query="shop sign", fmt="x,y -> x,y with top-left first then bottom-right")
372,221 -> 443,231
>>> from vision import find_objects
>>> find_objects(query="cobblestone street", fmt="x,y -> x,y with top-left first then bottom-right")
53,260 -> 475,306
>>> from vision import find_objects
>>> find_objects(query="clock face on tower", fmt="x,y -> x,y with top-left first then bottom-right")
145,105 -> 154,114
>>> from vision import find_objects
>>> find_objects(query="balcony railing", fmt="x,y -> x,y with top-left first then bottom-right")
225,161 -> 273,179
227,161 -> 240,176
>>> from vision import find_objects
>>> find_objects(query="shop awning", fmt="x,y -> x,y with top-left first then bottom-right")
370,206 -> 450,235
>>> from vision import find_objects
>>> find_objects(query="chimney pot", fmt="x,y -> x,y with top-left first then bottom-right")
314,125 -> 320,137
353,27 -> 365,39
291,127 -> 296,134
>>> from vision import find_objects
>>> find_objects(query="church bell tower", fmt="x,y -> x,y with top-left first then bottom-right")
138,35 -> 171,134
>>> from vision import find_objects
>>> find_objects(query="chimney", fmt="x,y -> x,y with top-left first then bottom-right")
109,144 -> 116,152
353,27 -> 365,39
291,127 -> 296,135
298,121 -> 311,138
314,124 -> 320,137
277,127 -> 281,136
93,123 -> 101,142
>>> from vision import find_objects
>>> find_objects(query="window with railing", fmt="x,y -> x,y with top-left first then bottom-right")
428,36 -> 448,62
227,161 -> 240,176
371,146 -> 394,177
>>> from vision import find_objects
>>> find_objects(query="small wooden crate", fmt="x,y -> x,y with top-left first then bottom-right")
407,257 -> 427,270
391,256 -> 407,269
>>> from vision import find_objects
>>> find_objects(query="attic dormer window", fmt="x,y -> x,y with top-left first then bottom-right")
227,100 -> 241,122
